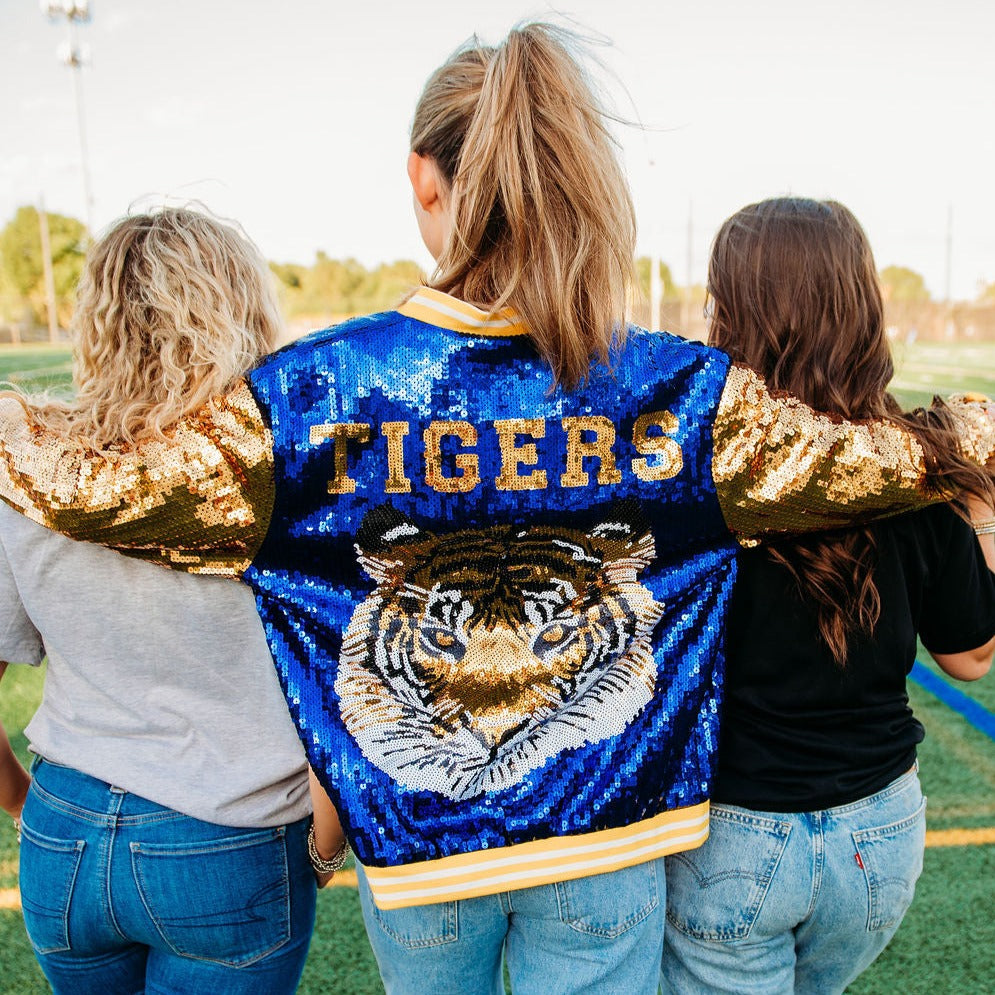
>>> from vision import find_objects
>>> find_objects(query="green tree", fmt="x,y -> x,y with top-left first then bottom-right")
269,261 -> 306,290
0,206 -> 87,326
273,254 -> 424,318
978,281 -> 995,303
352,260 -> 425,314
635,257 -> 677,301
880,265 -> 930,303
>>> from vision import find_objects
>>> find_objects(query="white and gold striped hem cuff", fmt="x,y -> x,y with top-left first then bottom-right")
397,287 -> 529,337
362,801 -> 710,909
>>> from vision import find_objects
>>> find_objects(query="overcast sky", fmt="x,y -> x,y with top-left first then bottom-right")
3,0 -> 994,300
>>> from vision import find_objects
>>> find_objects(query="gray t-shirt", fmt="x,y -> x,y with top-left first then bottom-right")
0,503 -> 310,827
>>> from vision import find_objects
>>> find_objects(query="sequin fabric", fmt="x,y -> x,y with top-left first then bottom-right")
713,365 -> 995,540
245,305 -> 734,878
946,392 -> 995,465
0,380 -> 273,575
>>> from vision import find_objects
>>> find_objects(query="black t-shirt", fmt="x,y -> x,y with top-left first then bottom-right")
713,503 -> 995,811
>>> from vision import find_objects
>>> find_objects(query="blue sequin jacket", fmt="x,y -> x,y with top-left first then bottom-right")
1,288 -> 992,907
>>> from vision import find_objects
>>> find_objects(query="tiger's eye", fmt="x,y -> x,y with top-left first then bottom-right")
434,631 -> 455,648
542,625 -> 565,644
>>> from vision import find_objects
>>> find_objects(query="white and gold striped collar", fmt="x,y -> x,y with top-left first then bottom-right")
397,287 -> 528,337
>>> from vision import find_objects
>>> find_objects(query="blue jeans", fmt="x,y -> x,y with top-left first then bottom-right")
18,759 -> 316,995
662,767 -> 926,995
357,858 -> 666,995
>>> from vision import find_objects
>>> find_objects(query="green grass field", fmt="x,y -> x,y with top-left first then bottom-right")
0,341 -> 993,993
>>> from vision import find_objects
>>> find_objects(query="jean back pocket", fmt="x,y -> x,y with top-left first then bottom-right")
131,825 -> 291,967
665,806 -> 791,942
555,861 -> 660,938
852,797 -> 926,932
18,823 -> 85,955
368,893 -> 459,949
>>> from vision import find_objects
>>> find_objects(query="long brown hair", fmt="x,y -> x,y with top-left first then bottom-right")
410,22 -> 636,389
6,208 -> 282,448
708,197 -> 995,664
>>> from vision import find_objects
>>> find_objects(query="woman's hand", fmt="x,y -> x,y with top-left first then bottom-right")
307,766 -> 348,887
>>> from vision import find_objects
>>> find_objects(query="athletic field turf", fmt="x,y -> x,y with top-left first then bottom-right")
0,341 -> 993,993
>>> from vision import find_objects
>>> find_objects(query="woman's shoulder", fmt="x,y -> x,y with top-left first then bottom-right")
616,323 -> 730,376
256,309 -> 409,368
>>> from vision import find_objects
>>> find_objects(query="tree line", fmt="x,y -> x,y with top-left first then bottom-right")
2,206 -> 993,341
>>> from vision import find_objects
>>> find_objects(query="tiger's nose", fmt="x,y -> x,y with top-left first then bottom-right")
463,625 -> 530,671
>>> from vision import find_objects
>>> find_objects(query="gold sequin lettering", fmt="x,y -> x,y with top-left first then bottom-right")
494,419 -> 548,491
382,422 -> 412,494
310,423 -> 372,495
560,416 -> 622,488
424,421 -> 480,493
632,411 -> 684,481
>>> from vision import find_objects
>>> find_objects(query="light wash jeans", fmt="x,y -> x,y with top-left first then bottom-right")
18,758 -> 316,995
661,766 -> 926,995
357,857 -> 666,995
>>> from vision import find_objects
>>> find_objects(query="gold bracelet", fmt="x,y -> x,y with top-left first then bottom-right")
307,822 -> 350,874
973,518 -> 995,536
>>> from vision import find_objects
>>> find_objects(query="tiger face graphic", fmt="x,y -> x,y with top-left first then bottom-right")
335,502 -> 664,800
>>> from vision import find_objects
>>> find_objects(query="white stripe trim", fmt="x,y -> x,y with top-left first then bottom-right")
405,291 -> 518,328
369,811 -> 709,888
369,825 -> 709,904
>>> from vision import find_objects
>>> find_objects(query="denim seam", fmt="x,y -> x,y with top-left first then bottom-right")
827,768 -> 919,817
103,789 -> 129,941
29,778 -> 186,828
710,806 -> 792,834
851,799 -> 928,843
805,811 -> 826,922
129,826 -> 285,857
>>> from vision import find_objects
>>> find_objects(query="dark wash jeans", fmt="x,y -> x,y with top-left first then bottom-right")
19,758 -> 316,995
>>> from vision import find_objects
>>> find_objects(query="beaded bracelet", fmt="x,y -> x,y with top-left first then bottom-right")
974,518 -> 995,537
307,822 -> 350,874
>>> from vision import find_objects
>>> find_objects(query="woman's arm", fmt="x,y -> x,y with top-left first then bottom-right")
0,381 -> 274,578
967,494 -> 995,573
921,497 -> 995,681
0,664 -> 30,824
929,635 -> 995,682
307,766 -> 348,888
712,365 -> 995,539
932,495 -> 995,679
0,361 -> 992,557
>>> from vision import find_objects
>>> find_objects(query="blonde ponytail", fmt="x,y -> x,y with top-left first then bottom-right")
411,23 -> 636,389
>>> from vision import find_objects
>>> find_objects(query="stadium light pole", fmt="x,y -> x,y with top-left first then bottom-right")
40,0 -> 94,237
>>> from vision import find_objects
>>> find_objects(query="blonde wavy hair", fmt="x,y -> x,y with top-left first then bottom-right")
411,23 -> 636,390
16,208 -> 282,448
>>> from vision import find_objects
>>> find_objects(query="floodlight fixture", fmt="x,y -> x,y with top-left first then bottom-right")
40,0 -> 95,235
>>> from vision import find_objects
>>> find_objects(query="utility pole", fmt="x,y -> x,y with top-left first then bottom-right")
646,156 -> 662,331
40,0 -> 94,236
38,198 -> 60,344
680,202 -> 693,333
944,204 -> 954,340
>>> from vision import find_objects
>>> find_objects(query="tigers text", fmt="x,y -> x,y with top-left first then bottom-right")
309,412 -> 684,494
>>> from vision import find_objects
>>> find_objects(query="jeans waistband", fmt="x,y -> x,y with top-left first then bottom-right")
30,758 -> 188,827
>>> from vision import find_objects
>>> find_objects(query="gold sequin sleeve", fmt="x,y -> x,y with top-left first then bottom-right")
0,379 -> 274,577
713,365 -> 995,541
